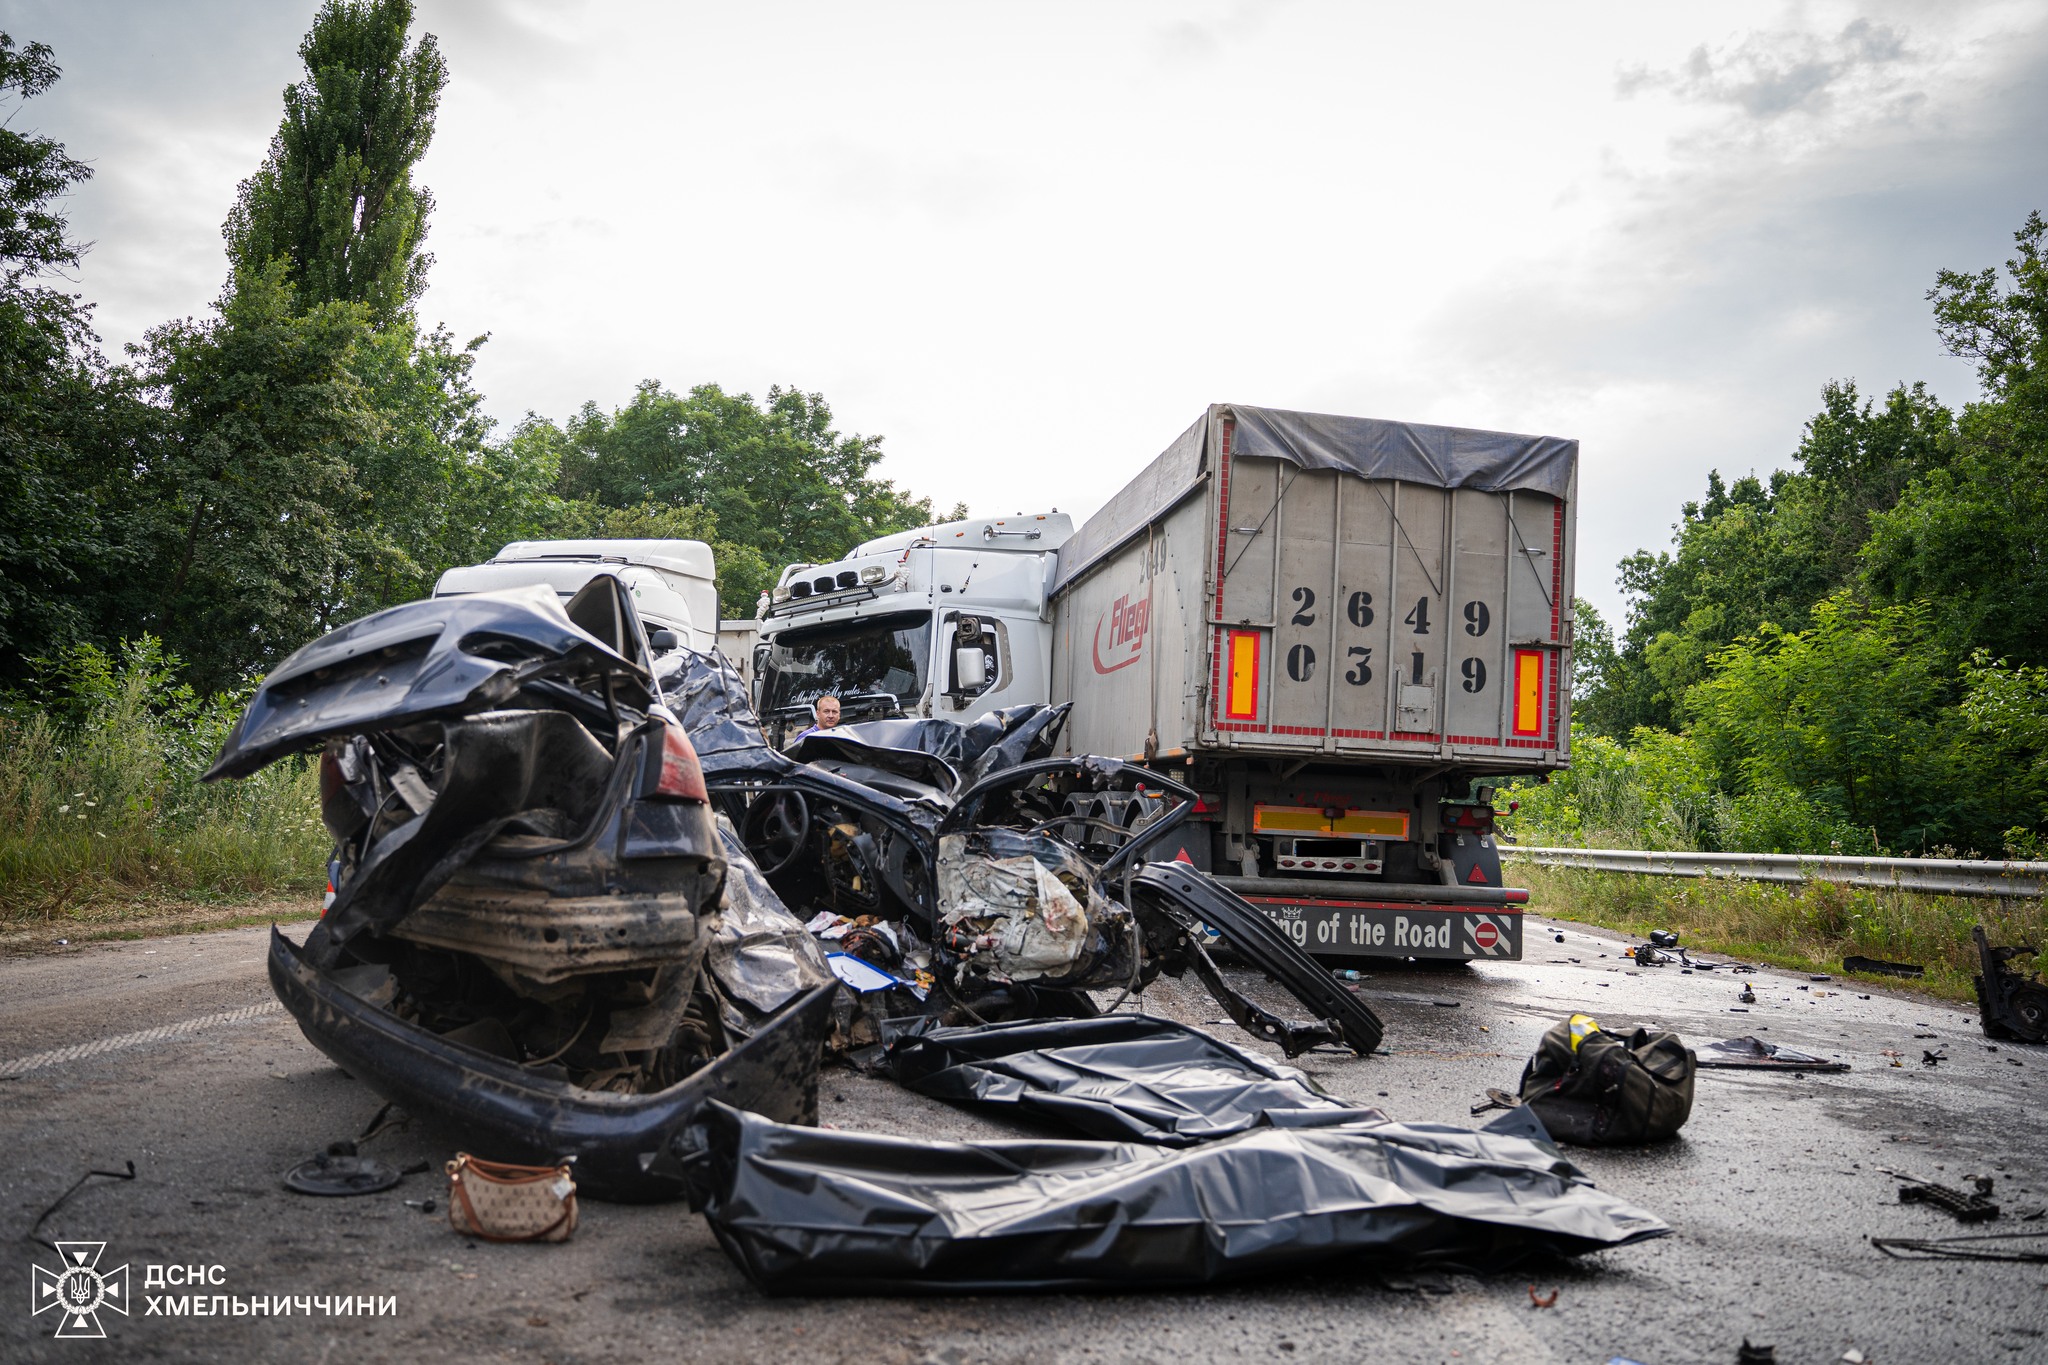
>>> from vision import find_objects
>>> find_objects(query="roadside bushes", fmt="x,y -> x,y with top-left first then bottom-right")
0,637 -> 325,921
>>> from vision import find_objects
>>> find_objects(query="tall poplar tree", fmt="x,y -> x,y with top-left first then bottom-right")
223,0 -> 445,321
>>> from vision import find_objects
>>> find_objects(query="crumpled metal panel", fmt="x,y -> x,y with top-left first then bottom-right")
708,815 -> 836,1021
679,1101 -> 1670,1293
887,1015 -> 1368,1145
270,929 -> 838,1202
935,827 -> 1131,987
206,583 -> 651,781
656,647 -> 787,777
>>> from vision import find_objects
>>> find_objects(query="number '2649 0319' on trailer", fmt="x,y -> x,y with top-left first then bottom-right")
752,404 -> 1576,964
1048,405 -> 1576,963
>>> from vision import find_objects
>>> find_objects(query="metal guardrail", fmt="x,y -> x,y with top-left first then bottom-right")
1500,846 -> 2048,900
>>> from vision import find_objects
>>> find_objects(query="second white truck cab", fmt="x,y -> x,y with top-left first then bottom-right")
754,512 -> 1074,747
433,539 -> 720,656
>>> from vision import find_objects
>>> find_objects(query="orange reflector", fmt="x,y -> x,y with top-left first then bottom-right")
1224,630 -> 1261,720
1513,649 -> 1544,736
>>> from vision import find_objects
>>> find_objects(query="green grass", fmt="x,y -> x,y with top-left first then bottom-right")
1511,861 -> 2045,1005
0,639 -> 330,930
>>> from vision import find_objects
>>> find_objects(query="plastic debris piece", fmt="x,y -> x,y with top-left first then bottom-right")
1697,1036 -> 1849,1073
1871,1231 -> 2048,1262
1844,955 -> 1924,978
1970,925 -> 2047,1043
284,1152 -> 403,1196
1738,1341 -> 1777,1364
677,1101 -> 1671,1293
1527,1285 -> 1558,1308
825,952 -> 919,998
1898,1177 -> 1999,1223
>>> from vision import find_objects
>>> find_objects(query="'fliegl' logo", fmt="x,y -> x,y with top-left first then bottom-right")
31,1241 -> 130,1338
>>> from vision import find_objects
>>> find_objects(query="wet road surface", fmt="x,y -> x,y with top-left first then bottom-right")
4,913 -> 2046,1363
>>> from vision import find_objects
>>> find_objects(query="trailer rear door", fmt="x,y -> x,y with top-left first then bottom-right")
1207,427 -> 1570,765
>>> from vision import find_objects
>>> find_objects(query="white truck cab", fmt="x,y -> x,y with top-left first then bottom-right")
754,512 -> 1074,746
432,539 -> 719,655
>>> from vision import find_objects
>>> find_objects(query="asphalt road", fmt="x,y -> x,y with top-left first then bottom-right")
4,915 -> 2046,1364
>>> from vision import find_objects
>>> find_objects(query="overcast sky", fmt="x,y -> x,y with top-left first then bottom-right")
10,1 -> 2046,621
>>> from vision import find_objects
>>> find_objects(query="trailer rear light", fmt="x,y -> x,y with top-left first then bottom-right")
650,723 -> 708,802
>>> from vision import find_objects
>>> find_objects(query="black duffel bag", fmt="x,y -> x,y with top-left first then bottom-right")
1518,1014 -> 1694,1145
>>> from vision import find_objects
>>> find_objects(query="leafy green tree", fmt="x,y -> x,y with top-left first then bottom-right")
1583,379 -> 1956,737
223,0 -> 445,323
132,264 -> 378,688
1862,212 -> 2048,667
1958,651 -> 2048,856
0,34 -> 130,677
555,381 -> 947,613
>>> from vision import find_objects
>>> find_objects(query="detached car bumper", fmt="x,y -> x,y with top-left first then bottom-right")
268,928 -> 837,1201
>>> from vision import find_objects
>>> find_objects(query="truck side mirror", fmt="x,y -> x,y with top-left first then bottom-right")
650,629 -> 679,653
954,646 -> 988,692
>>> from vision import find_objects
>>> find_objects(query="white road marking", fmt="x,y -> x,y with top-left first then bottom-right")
0,1000 -> 285,1079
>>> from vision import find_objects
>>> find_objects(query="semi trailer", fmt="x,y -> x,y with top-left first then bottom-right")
754,404 -> 1578,962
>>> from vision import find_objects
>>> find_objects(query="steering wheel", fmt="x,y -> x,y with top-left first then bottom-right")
741,790 -> 812,878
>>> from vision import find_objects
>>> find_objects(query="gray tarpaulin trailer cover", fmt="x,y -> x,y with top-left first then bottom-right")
1054,403 -> 1578,589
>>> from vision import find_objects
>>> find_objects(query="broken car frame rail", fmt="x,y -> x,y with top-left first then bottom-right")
1501,847 -> 2048,900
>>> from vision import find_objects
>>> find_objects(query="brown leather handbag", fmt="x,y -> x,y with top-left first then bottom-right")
445,1154 -> 579,1243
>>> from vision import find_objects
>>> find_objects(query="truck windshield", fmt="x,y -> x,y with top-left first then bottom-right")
759,611 -> 932,739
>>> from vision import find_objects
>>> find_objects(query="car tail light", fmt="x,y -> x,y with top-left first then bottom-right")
653,723 -> 708,802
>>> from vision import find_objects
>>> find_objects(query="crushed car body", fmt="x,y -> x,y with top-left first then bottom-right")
658,646 -> 1384,1056
213,578 -> 836,1199
211,580 -> 1382,1204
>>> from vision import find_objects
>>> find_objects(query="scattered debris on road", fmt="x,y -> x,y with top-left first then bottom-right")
1843,955 -> 1925,979
283,1150 -> 403,1196
1885,1167 -> 2001,1222
1970,925 -> 2046,1043
1527,1285 -> 1558,1308
1871,1231 -> 2048,1263
1696,1036 -> 1850,1073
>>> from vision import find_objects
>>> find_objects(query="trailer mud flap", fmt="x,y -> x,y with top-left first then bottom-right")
1246,898 -> 1524,961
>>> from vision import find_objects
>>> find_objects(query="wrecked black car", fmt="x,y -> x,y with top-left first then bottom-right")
210,577 -> 837,1199
660,647 -> 1383,1058
211,578 -> 1379,1201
